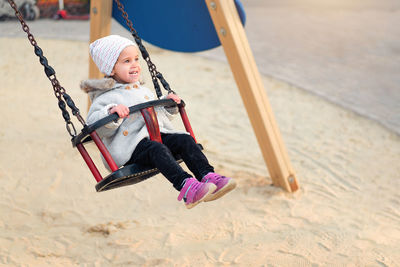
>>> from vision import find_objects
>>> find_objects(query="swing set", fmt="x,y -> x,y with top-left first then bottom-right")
7,0 -> 300,193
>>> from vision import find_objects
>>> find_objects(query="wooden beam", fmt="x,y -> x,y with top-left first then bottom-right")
205,0 -> 299,192
88,0 -> 112,109
89,0 -> 112,79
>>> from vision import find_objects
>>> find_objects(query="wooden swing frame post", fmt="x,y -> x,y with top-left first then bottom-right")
89,0 -> 299,192
87,0 -> 112,108
89,0 -> 112,80
205,0 -> 299,192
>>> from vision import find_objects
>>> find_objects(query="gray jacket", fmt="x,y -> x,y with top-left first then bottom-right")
81,78 -> 184,169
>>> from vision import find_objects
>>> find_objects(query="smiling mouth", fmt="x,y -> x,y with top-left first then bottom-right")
130,71 -> 138,75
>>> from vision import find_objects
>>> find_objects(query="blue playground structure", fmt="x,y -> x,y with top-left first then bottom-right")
112,0 -> 246,52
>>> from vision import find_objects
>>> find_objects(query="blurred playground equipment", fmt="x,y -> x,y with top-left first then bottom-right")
0,0 -> 39,20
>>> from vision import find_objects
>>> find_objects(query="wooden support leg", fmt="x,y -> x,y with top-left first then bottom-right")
205,0 -> 299,192
88,0 -> 112,109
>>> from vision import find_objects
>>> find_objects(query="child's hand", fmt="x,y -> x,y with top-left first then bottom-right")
109,104 -> 130,118
167,93 -> 181,104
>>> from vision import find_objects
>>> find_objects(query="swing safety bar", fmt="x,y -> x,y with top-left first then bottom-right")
71,99 -> 191,146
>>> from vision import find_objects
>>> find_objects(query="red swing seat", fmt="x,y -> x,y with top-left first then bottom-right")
71,99 -> 201,192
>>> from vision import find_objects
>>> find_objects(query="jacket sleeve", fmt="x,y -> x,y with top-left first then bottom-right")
160,95 -> 179,117
86,95 -> 124,138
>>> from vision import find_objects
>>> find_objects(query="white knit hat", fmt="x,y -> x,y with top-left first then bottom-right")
89,35 -> 137,76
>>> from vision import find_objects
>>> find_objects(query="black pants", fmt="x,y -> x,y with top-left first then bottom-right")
125,133 -> 214,191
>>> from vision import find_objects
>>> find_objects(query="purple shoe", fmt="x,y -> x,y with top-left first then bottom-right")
177,178 -> 217,209
201,173 -> 237,202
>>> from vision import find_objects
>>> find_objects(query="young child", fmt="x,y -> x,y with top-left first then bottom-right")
81,35 -> 236,209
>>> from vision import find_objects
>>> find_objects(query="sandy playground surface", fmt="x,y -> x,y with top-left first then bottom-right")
0,37 -> 399,266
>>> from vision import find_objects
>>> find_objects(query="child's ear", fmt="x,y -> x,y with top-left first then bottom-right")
110,69 -> 115,76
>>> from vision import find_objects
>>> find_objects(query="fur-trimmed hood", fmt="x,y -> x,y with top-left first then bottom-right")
80,78 -> 117,101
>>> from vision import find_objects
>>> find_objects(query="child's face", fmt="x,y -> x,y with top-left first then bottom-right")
111,45 -> 141,84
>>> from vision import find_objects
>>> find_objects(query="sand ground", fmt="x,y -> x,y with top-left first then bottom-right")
0,37 -> 399,266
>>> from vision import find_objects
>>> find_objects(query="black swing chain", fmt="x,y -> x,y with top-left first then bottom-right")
114,0 -> 175,98
7,0 -> 85,137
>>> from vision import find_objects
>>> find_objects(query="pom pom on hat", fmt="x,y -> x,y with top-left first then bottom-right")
89,35 -> 137,76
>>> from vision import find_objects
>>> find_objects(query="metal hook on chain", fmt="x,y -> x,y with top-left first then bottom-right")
66,121 -> 77,137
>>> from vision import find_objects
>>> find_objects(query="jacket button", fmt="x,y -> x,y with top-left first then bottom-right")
133,84 -> 138,88
123,130 -> 128,136
125,85 -> 130,90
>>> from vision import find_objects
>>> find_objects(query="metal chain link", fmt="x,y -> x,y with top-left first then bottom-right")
114,0 -> 175,97
7,0 -> 85,137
